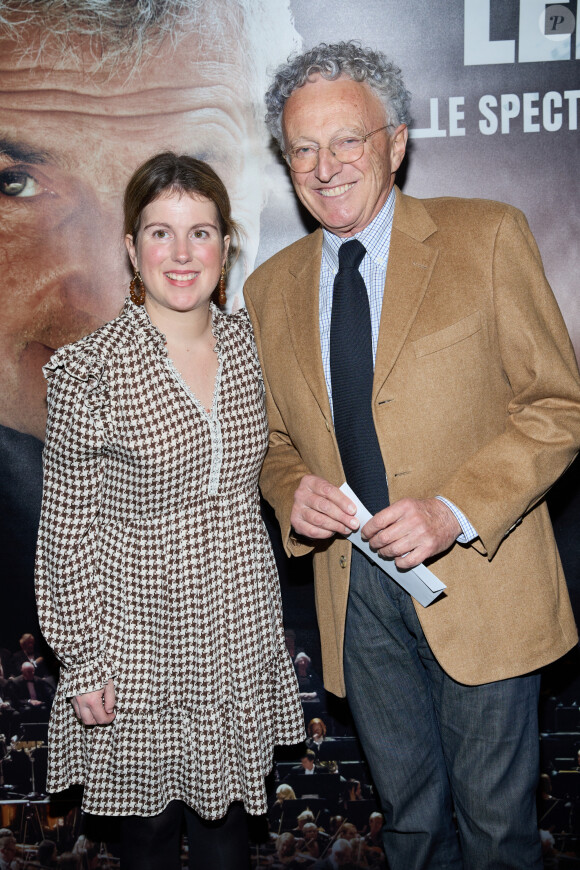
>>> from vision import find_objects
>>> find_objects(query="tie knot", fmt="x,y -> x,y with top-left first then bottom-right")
338,239 -> 366,271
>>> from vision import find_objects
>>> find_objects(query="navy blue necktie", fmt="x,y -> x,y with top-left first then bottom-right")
330,239 -> 389,515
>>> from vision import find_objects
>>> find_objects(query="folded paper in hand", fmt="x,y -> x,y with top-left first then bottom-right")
340,482 -> 446,607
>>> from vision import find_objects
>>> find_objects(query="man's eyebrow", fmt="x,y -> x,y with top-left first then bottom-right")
0,137 -> 55,164
289,126 -> 365,145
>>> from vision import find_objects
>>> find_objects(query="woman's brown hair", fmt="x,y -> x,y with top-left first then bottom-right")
123,151 -> 240,268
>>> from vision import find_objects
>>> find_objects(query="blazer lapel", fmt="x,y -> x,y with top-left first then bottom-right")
281,229 -> 333,420
374,189 -> 439,399
277,192 -> 440,414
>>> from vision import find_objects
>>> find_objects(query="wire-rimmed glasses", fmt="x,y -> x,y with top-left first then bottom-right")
283,125 -> 393,172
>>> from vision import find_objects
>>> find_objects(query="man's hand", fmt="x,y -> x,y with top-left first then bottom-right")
362,497 -> 461,569
291,474 -> 359,539
71,679 -> 116,726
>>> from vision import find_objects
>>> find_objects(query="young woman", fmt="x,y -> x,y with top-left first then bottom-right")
35,152 -> 304,870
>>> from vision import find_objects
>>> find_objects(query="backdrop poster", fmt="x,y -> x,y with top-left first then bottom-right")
0,0 -> 579,862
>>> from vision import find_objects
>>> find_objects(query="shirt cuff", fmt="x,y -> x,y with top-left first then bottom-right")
57,659 -> 118,699
435,496 -> 478,544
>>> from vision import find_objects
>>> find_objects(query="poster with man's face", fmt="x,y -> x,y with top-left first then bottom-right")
1,0 -> 579,637
0,0 -> 300,442
1,0 -> 579,445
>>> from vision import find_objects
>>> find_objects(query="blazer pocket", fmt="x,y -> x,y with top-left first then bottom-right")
412,310 -> 483,358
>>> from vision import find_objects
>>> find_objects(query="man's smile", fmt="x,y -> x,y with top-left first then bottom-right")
318,182 -> 356,197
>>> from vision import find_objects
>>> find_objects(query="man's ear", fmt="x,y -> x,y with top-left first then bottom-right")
390,124 -> 408,173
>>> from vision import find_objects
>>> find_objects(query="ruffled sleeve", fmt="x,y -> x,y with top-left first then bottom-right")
35,343 -> 117,698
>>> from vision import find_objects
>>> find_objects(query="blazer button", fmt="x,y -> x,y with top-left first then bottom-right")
339,555 -> 347,569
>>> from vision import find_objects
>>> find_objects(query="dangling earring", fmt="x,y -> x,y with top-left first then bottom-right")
130,270 -> 146,306
217,267 -> 226,306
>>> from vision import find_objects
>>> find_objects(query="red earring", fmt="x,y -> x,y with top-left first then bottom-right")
217,267 -> 226,306
130,270 -> 146,306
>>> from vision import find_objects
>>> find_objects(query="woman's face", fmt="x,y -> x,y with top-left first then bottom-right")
125,191 -> 229,319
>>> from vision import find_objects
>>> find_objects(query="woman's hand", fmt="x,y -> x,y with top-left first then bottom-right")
71,679 -> 116,725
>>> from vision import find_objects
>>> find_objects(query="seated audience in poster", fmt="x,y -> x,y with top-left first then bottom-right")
286,749 -> 331,782
269,784 -> 298,831
34,152 -> 304,870
305,716 -> 336,757
311,838 -> 354,870
0,831 -> 21,870
10,633 -> 47,678
9,662 -> 54,722
244,40 -> 580,870
0,672 -> 19,739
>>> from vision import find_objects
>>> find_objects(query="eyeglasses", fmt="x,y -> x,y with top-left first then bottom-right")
283,125 -> 393,173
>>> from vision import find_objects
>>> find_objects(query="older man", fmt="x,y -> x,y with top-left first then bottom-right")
0,0 -> 298,642
244,41 -> 580,869
9,661 -> 54,721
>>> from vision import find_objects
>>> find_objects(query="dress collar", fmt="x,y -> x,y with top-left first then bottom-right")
122,297 -> 224,353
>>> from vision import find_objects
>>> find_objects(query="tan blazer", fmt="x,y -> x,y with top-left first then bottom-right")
245,188 -> 580,697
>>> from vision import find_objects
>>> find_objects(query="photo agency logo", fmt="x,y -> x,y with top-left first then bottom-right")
545,4 -> 576,35
410,0 -> 579,139
464,0 -> 578,64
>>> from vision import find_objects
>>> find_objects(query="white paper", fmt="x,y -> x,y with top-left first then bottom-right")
340,482 -> 446,608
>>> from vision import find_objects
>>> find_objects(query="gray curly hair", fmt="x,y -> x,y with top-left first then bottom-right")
0,0 -> 194,59
265,40 -> 412,148
0,0 -> 299,87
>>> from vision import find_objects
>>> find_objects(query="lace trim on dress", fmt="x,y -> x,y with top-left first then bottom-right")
124,299 -> 225,495
162,308 -> 224,497
164,356 -> 224,496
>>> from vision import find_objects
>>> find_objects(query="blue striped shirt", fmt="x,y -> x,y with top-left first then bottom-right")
320,189 -> 395,411
319,189 -> 476,544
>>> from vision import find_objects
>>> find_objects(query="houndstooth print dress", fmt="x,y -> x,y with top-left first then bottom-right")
35,299 -> 305,819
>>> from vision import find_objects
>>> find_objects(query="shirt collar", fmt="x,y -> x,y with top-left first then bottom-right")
321,186 -> 396,271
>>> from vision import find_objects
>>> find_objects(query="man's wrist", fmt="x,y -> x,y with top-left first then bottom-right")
435,496 -> 478,543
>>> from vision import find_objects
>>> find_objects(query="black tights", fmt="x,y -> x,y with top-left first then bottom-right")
120,800 -> 250,870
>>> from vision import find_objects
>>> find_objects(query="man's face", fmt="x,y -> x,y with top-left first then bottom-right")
0,24 -> 263,440
332,840 -> 352,867
22,663 -> 34,680
0,839 -> 16,861
282,74 -> 407,239
301,756 -> 314,771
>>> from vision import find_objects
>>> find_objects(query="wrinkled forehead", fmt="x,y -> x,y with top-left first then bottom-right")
0,24 -> 260,198
282,74 -> 386,145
